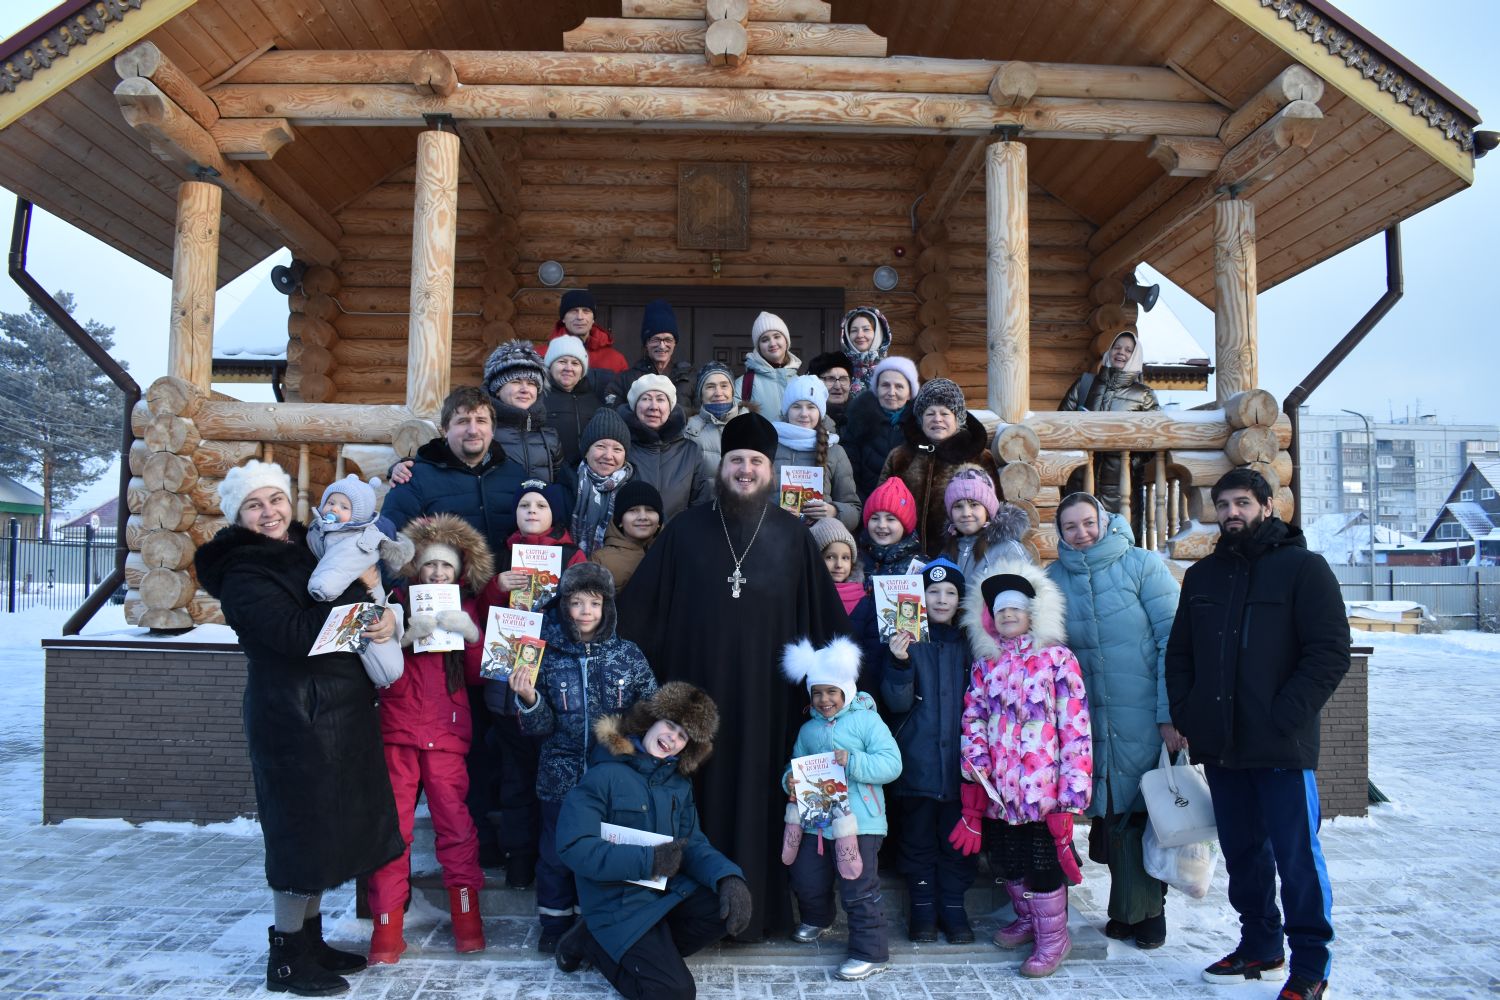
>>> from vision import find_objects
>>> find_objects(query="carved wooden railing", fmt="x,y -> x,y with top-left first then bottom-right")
992,389 -> 1293,563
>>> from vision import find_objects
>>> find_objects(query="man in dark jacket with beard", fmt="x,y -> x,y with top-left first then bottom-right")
1165,469 -> 1347,1000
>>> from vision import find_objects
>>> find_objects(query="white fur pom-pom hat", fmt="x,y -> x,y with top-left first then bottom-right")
781,635 -> 863,707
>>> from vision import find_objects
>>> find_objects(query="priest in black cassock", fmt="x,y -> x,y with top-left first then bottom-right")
617,411 -> 852,941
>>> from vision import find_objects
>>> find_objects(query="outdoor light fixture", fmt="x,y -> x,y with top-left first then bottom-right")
537,260 -> 566,287
1474,131 -> 1499,158
872,265 -> 900,291
270,259 -> 308,295
1123,271 -> 1160,312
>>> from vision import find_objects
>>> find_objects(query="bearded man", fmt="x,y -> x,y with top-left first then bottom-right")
617,411 -> 850,940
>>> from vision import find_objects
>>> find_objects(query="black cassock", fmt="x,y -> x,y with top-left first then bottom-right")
617,500 -> 851,940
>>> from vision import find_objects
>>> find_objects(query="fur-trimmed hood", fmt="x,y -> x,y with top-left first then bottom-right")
395,513 -> 495,593
195,521 -> 312,599
963,559 -> 1068,660
977,499 -> 1031,547
556,561 -> 619,644
899,409 -> 990,464
592,681 -> 718,776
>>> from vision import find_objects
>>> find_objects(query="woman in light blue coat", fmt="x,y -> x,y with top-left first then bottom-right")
1044,492 -> 1182,950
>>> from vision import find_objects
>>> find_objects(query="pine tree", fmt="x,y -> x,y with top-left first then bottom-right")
0,294 -> 124,537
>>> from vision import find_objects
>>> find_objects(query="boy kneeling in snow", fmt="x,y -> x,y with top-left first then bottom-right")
552,682 -> 751,1000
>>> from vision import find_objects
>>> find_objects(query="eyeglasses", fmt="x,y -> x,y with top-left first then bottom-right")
820,375 -> 852,386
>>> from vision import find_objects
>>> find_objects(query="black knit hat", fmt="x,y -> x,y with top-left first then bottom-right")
483,340 -> 548,399
640,299 -> 679,345
719,411 -> 778,462
613,479 -> 664,529
913,377 -> 967,427
807,351 -> 851,378
579,407 -> 630,457
558,289 -> 596,320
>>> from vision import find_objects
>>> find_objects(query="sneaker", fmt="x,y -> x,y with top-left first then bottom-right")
1278,975 -> 1329,999
791,923 -> 830,943
835,958 -> 888,981
1202,951 -> 1287,984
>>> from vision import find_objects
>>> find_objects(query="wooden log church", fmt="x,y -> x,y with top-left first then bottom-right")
0,0 -> 1484,633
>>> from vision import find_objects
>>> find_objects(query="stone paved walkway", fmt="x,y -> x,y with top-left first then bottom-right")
2,630 -> 1498,998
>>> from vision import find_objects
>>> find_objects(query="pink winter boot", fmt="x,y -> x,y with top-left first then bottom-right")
1019,886 -> 1071,978
992,880 -> 1033,949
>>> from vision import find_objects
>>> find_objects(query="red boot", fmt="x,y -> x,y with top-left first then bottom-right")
367,910 -> 406,965
449,886 -> 485,954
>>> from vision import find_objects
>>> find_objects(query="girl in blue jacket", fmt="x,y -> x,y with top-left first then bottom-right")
780,637 -> 903,982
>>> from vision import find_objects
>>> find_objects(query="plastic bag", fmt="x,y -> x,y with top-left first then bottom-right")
1142,822 -> 1218,899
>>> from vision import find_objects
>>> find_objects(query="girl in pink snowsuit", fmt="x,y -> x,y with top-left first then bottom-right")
954,560 -> 1091,978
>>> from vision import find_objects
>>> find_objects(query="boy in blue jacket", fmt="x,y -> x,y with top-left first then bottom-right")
780,637 -> 903,981
552,683 -> 751,1000
879,557 -> 979,944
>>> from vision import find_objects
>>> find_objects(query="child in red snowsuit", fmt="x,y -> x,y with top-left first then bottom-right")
367,514 -> 495,964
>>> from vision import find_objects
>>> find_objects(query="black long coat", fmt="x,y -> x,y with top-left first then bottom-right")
841,390 -> 908,500
1164,518 -> 1350,770
196,523 -> 404,894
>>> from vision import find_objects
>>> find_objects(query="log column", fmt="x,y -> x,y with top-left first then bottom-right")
1213,198 -> 1258,403
168,181 -> 220,391
985,139 -> 1029,422
407,128 -> 461,420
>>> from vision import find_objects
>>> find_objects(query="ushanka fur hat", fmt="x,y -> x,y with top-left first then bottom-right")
781,635 -> 862,707
964,559 -> 1068,659
613,681 -> 720,775
396,513 -> 495,593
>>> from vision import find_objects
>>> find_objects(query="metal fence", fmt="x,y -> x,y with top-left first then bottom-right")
1333,564 -> 1500,630
1,519 -> 122,612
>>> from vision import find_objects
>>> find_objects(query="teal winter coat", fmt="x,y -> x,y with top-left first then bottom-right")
781,691 -> 903,837
1045,513 -> 1179,817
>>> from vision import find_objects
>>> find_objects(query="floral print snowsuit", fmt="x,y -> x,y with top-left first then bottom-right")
960,634 -> 1092,823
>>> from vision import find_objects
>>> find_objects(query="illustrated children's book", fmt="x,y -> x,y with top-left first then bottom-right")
479,606 -> 546,683
508,544 -> 563,611
778,466 -> 824,516
599,822 -> 674,890
309,603 -> 384,656
871,574 -> 929,643
789,752 -> 853,832
408,583 -> 464,653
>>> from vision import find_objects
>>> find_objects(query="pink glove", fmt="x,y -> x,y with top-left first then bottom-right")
834,835 -> 863,880
780,823 -> 802,866
1046,812 -> 1083,886
947,782 -> 988,856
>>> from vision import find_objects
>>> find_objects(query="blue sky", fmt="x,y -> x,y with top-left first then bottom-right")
0,1 -> 1495,509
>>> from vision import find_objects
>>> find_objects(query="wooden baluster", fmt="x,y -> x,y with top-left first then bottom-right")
1083,453 -> 1095,495
261,442 -> 274,465
334,447 -> 346,482
1118,451 -> 1132,542
1155,453 -> 1170,551
297,443 -> 311,524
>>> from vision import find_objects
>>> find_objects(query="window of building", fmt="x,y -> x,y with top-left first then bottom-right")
1438,522 -> 1465,540
1484,488 -> 1497,501
1461,489 -> 1474,501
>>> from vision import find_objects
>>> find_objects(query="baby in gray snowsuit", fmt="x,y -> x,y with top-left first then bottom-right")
307,474 -> 413,685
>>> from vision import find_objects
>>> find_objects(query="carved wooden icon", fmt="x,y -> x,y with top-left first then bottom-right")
678,162 -> 749,250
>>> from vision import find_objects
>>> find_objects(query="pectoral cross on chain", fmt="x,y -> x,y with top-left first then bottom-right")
727,566 -> 746,599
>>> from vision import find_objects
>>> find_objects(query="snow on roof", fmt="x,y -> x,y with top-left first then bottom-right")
213,251 -> 292,361
0,474 -> 44,507
1444,501 -> 1500,540
1304,510 -> 1421,563
1471,459 -> 1500,489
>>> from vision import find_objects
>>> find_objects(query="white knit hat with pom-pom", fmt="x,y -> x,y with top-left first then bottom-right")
781,636 -> 862,707
218,460 -> 293,526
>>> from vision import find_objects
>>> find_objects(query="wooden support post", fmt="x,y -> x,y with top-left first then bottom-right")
1155,454 -> 1169,551
1213,199 -> 1257,403
168,181 -> 220,392
985,139 -> 1029,423
296,443 -> 311,524
407,129 -> 460,420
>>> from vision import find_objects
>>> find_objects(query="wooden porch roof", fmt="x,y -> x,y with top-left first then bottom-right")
0,0 -> 1481,306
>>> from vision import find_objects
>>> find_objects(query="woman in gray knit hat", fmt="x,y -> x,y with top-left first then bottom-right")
683,361 -> 750,478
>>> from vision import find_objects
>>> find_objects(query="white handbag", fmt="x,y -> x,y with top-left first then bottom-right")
1140,745 -> 1217,848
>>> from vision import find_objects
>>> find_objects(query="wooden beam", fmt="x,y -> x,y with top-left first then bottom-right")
248,159 -> 344,247
916,137 -> 990,229
409,49 -> 459,98
704,19 -> 750,68
223,51 -> 1214,103
986,141 -> 1029,423
114,78 -> 340,266
210,118 -> 296,160
564,18 -> 887,57
1089,99 -> 1322,278
455,124 -> 518,218
115,41 -> 220,130
168,182 -> 219,392
988,61 -> 1038,110
407,130 -> 460,420
1022,410 -> 1240,450
1147,135 -> 1226,176
626,0 -> 831,19
1213,199 -> 1257,403
1219,64 -> 1325,148
193,401 -> 418,444
208,84 -> 1227,138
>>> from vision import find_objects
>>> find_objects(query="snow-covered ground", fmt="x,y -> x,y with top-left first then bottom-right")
0,607 -> 1497,998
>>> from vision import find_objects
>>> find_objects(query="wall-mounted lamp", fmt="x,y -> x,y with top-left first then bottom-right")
538,260 -> 566,287
1123,271 -> 1160,312
872,265 -> 900,292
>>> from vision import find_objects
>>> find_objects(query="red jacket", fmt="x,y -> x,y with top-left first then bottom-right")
479,528 -> 589,613
551,320 -> 628,375
381,588 -> 485,754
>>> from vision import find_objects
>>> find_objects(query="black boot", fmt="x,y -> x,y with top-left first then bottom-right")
506,852 -> 537,890
939,902 -> 975,945
304,914 -> 367,974
266,926 -> 349,996
555,919 -> 595,974
907,878 -> 938,943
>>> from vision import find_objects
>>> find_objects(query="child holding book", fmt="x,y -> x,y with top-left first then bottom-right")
859,476 -> 923,579
509,562 -> 658,952
367,515 -> 493,963
480,480 -> 588,890
779,637 -> 903,982
879,557 -> 979,944
552,683 -> 752,1000
955,562 -> 1092,979
589,480 -> 664,592
939,465 -> 1031,579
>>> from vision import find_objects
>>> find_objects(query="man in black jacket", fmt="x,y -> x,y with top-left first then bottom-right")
1165,469 -> 1348,1000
